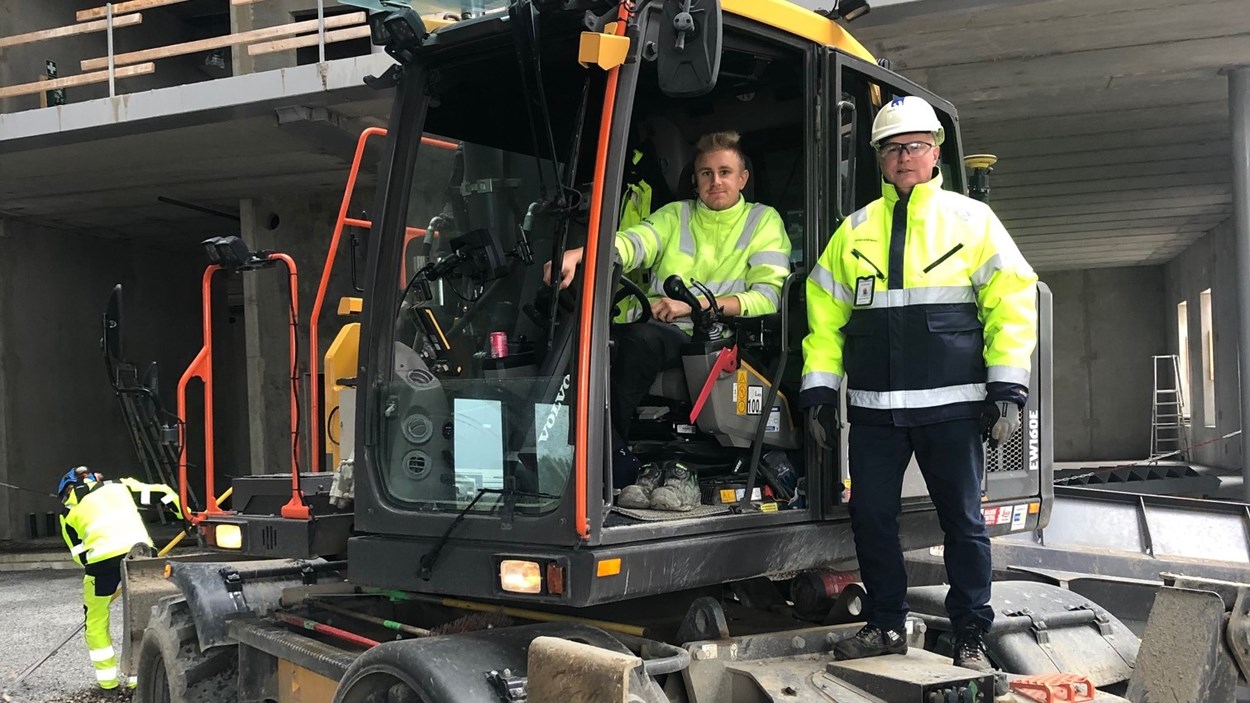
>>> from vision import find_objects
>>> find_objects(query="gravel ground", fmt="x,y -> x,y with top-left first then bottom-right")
0,569 -> 130,703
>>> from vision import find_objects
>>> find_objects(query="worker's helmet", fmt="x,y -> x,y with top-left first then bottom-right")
870,95 -> 945,148
57,466 -> 97,499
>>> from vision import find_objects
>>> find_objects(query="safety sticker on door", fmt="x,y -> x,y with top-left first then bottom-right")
735,370 -> 748,415
747,386 -> 763,415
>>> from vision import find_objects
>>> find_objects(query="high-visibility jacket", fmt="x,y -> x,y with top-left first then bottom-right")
60,477 -> 183,566
614,196 -> 791,329
615,151 -> 655,323
801,174 -> 1037,426
620,150 -> 653,231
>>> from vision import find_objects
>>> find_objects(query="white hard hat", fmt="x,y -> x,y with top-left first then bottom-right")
871,96 -> 945,148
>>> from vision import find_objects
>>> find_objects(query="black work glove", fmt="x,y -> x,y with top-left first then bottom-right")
980,400 -> 1022,448
806,404 -> 839,451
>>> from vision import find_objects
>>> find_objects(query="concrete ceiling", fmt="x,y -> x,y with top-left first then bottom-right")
841,0 -> 1247,270
2,0 -> 1247,271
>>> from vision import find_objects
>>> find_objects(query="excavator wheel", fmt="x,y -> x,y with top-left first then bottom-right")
337,675 -> 428,703
134,597 -> 237,703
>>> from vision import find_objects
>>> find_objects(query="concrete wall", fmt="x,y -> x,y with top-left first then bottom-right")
1164,220 -> 1243,469
1041,266 -> 1167,462
0,218 -> 202,542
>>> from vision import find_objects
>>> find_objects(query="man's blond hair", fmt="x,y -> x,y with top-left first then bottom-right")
694,131 -> 747,170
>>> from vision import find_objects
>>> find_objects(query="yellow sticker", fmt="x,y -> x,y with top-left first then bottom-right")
719,489 -> 736,503
759,502 -> 779,513
736,370 -> 748,415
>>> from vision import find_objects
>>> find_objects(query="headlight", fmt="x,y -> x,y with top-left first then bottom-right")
215,524 -> 242,550
499,560 -> 542,594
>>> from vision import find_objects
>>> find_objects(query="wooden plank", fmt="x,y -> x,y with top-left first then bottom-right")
77,0 -> 190,22
81,12 -> 365,71
0,63 -> 154,100
247,25 -> 371,56
0,14 -> 143,50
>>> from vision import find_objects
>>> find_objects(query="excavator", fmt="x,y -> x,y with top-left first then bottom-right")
107,1 -> 1217,702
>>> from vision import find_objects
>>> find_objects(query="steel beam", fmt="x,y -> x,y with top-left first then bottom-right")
1229,67 -> 1250,502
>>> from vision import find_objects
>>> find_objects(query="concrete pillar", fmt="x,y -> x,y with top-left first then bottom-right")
1228,68 -> 1250,501
240,195 -> 356,475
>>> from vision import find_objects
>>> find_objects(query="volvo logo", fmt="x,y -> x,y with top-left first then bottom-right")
539,374 -> 572,443
1028,410 -> 1040,471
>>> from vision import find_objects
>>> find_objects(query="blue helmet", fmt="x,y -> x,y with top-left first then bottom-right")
57,466 -> 91,497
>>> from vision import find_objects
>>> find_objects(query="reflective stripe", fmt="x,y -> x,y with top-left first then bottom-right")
971,254 -> 1002,289
71,543 -> 88,556
848,383 -> 986,409
810,262 -> 854,303
988,365 -> 1031,386
750,283 -> 781,309
850,207 -> 870,229
802,371 -> 842,392
95,666 -> 119,683
748,250 -> 790,269
860,286 -> 976,309
621,231 -> 648,270
639,221 -> 662,257
128,677 -> 138,688
140,488 -> 151,505
735,204 -> 769,250
161,493 -> 176,505
678,202 -> 695,257
89,646 -> 116,663
701,279 -> 746,295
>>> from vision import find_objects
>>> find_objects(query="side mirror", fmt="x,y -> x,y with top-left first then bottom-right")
103,284 -> 124,362
655,0 -> 722,98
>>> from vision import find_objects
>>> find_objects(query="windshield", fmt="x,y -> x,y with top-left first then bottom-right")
376,32 -> 598,516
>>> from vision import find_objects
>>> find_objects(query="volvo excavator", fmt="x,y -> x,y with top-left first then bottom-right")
102,1 -> 1233,701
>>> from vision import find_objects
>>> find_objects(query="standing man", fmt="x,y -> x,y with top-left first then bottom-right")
547,130 -> 791,505
800,96 -> 1037,671
58,466 -> 184,690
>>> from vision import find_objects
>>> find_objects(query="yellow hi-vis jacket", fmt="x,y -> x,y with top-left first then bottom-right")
801,174 -> 1037,426
60,478 -> 183,567
614,196 -> 791,328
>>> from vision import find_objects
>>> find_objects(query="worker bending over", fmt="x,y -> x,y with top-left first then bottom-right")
801,96 -> 1037,671
547,130 -> 790,510
58,466 -> 183,689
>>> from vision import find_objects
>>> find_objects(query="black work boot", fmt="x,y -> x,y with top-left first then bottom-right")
833,624 -> 908,660
952,626 -> 993,672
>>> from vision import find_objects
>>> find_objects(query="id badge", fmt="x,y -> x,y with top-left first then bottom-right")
855,276 -> 875,306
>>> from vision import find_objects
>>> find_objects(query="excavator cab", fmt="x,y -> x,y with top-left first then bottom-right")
344,0 -> 1053,607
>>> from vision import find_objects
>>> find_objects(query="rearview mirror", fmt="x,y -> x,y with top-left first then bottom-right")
655,0 -> 722,98
103,284 -> 124,362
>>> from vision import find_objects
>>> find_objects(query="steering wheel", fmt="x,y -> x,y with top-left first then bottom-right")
612,274 -> 653,323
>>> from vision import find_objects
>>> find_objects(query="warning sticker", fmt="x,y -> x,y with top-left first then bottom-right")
1011,504 -> 1028,530
747,386 -> 763,415
982,508 -> 996,524
766,406 -> 781,433
735,370 -> 748,415
996,507 -> 1013,525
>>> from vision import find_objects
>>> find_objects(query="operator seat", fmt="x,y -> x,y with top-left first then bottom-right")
635,115 -> 689,208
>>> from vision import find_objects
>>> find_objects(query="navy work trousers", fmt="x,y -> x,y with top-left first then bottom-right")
848,418 -> 993,633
